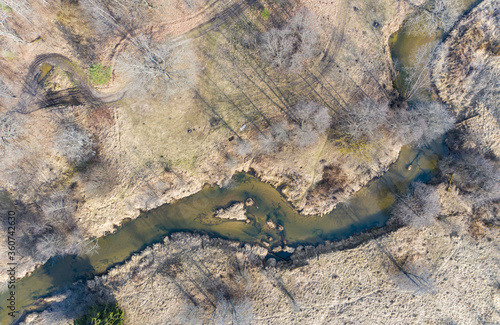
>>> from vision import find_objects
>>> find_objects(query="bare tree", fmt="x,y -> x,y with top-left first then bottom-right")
0,0 -> 32,24
397,42 -> 436,101
80,0 -> 145,40
293,101 -> 331,131
339,99 -> 389,142
234,140 -> 253,157
412,101 -> 455,147
81,0 -> 122,35
0,112 -> 22,149
290,101 -> 331,148
117,37 -> 196,99
255,132 -> 276,155
261,28 -> 294,68
260,9 -> 318,72
211,295 -> 253,325
434,0 -> 463,31
438,151 -> 500,205
0,9 -> 25,43
183,0 -> 202,10
16,189 -> 97,261
77,237 -> 100,256
80,160 -> 120,197
33,230 -> 92,261
389,101 -> 454,147
254,121 -> 293,155
271,120 -> 290,143
389,108 -> 426,145
40,190 -> 76,229
293,123 -> 319,148
35,232 -> 66,260
53,124 -> 96,165
392,182 -> 441,228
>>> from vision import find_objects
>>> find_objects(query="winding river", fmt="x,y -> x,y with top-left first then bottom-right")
0,140 -> 446,323
0,0 -> 480,322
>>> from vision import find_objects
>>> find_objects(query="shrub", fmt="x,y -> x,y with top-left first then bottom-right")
53,124 -> 95,166
392,182 -> 441,228
260,9 -> 318,72
261,8 -> 270,19
315,165 -> 348,196
117,37 -> 197,99
89,63 -> 111,85
338,99 -> 389,143
74,303 -> 124,325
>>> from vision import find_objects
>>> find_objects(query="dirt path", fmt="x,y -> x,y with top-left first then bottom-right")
16,53 -> 125,114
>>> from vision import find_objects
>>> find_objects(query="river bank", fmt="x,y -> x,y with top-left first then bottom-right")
432,0 -> 500,157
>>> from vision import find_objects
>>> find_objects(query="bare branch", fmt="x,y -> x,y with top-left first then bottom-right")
412,101 -> 455,147
340,99 -> 389,142
392,182 -> 441,228
0,0 -> 32,24
53,124 -> 96,165
0,10 -> 25,43
117,37 -> 197,99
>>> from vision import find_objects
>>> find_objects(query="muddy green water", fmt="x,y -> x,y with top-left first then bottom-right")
389,0 -> 479,97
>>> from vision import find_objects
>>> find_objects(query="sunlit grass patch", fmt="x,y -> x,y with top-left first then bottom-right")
261,8 -> 271,19
89,63 -> 111,85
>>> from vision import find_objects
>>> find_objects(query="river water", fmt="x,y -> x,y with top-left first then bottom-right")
1,0 -> 479,321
